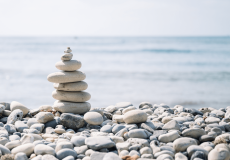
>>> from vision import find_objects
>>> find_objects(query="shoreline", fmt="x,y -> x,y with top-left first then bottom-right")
0,101 -> 229,160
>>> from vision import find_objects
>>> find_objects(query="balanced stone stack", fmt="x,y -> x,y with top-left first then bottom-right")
47,47 -> 91,114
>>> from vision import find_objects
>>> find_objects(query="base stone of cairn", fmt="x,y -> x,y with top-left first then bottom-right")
47,47 -> 91,114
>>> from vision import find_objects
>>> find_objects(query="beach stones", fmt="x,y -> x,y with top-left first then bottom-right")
84,112 -> 103,125
85,136 -> 115,150
47,47 -> 91,114
36,112 -> 54,123
7,109 -> 23,124
123,110 -> 147,124
52,90 -> 91,102
53,101 -> 90,114
60,113 -> 85,130
55,60 -> 82,71
173,137 -> 197,152
53,81 -> 88,91
10,101 -> 29,116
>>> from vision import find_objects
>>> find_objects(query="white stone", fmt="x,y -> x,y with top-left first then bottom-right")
11,143 -> 35,156
84,112 -> 103,125
162,120 -> 180,130
53,100 -> 91,114
10,101 -> 29,116
158,131 -> 180,143
55,141 -> 73,153
55,60 -> 81,71
123,110 -> 147,124
5,140 -> 21,150
54,81 -> 88,91
20,134 -> 34,144
36,112 -> 54,123
47,71 -> 86,83
34,144 -> 55,155
52,90 -> 91,102
173,137 -> 197,152
61,53 -> 73,61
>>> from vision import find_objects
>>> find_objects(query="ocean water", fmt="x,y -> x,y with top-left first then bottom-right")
0,37 -> 230,109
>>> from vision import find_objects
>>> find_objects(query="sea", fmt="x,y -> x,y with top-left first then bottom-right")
0,37 -> 230,110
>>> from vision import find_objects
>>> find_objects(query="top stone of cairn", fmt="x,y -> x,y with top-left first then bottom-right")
61,47 -> 73,61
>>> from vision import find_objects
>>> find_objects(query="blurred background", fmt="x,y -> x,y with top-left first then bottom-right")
0,0 -> 230,109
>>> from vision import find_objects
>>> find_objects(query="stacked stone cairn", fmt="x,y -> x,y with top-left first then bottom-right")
0,50 -> 230,159
47,47 -> 91,115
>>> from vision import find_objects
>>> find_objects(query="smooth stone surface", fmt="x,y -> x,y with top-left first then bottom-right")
128,129 -> 151,139
208,148 -> 230,160
20,134 -> 34,144
0,144 -> 11,155
187,145 -> 209,157
182,128 -> 206,139
56,148 -> 78,160
36,112 -> 54,123
47,71 -> 86,83
15,121 -> 29,133
5,140 -> 21,150
27,118 -> 39,127
55,142 -> 73,152
61,53 -> 73,61
158,131 -> 180,143
11,143 -> 35,156
84,112 -> 103,125
55,60 -> 82,71
123,110 -> 147,124
162,120 -> 180,130
34,144 -> 55,155
100,125 -> 113,133
85,136 -> 115,150
71,136 -> 86,147
175,152 -> 188,160
60,113 -> 85,130
53,101 -> 91,114
30,123 -> 45,133
52,90 -> 91,102
54,81 -> 88,91
173,137 -> 197,152
14,152 -> 28,160
0,137 -> 9,145
10,101 -> 29,116
103,152 -> 122,160
90,152 -> 106,160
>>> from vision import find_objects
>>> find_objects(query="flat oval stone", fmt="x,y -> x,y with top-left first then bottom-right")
52,90 -> 91,102
47,71 -> 86,83
173,137 -> 197,152
123,110 -> 147,124
11,143 -> 35,156
84,112 -> 103,125
54,81 -> 88,91
61,53 -> 73,61
55,60 -> 82,71
53,101 -> 91,114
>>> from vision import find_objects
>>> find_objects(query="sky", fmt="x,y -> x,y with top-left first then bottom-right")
0,0 -> 230,36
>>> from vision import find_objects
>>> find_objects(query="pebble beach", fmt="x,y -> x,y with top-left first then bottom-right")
0,47 -> 230,160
